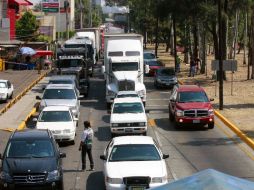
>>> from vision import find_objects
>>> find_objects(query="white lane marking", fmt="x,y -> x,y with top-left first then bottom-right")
154,130 -> 178,180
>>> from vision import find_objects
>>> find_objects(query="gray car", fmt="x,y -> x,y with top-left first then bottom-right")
154,67 -> 178,88
36,84 -> 83,119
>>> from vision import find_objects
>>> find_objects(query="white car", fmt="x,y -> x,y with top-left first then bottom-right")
36,84 -> 82,119
115,91 -> 139,99
110,97 -> 147,137
100,136 -> 169,190
35,106 -> 78,144
0,79 -> 14,102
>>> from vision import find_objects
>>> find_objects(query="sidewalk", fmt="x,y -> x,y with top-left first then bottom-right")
154,45 -> 254,141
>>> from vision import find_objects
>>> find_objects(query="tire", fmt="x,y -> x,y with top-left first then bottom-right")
208,122 -> 214,129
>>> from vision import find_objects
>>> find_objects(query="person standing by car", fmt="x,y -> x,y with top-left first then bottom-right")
189,57 -> 196,77
79,121 -> 94,171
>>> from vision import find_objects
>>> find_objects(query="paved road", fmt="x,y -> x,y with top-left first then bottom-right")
0,70 -> 47,110
1,68 -> 254,190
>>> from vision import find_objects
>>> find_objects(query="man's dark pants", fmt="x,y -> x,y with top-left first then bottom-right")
81,145 -> 94,170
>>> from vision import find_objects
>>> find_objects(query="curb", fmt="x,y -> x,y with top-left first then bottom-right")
0,71 -> 48,116
178,80 -> 254,150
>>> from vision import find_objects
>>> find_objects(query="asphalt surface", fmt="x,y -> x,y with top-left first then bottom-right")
1,68 -> 254,190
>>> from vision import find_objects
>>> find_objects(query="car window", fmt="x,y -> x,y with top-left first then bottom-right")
146,60 -> 162,66
0,82 -> 7,88
6,140 -> 54,158
178,91 -> 209,103
144,53 -> 156,59
109,144 -> 161,161
43,89 -> 76,99
39,111 -> 72,122
113,102 -> 144,114
158,68 -> 175,76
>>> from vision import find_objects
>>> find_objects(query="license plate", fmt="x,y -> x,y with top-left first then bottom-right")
193,120 -> 200,123
129,187 -> 145,190
125,128 -> 133,132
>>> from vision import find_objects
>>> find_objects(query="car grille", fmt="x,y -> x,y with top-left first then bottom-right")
184,109 -> 208,117
118,80 -> 135,91
123,176 -> 151,188
13,173 -> 46,184
117,123 -> 142,127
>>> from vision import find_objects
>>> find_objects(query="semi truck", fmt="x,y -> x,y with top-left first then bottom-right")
102,33 -> 146,108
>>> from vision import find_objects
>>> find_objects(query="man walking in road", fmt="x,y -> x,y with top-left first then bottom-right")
79,121 -> 94,171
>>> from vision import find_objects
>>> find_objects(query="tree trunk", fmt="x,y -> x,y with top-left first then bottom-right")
250,6 -> 254,79
200,23 -> 206,74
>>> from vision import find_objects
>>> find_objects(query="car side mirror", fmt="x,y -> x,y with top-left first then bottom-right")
36,95 -> 42,100
60,152 -> 66,158
210,98 -> 214,101
100,155 -> 106,160
78,95 -> 84,99
163,154 -> 169,159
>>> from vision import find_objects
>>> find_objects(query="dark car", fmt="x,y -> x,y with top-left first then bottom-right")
0,129 -> 66,190
154,67 -> 178,88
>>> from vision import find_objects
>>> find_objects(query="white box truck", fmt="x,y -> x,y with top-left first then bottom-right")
102,33 -> 146,108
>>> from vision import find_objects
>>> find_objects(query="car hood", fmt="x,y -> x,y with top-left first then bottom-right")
113,71 -> 138,82
157,75 -> 176,80
36,122 -> 75,131
42,99 -> 77,107
61,67 -> 82,72
4,158 -> 57,174
111,113 -> 147,123
177,102 -> 212,110
106,160 -> 166,178
0,88 -> 7,93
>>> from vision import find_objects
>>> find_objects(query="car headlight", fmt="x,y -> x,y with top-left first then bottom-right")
176,109 -> 184,117
63,129 -> 71,133
47,170 -> 60,181
112,123 -> 118,127
138,122 -> 146,126
0,171 -> 12,181
106,176 -> 122,184
208,109 -> 214,115
151,175 -> 167,183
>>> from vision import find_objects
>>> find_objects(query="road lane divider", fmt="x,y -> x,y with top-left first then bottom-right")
178,79 -> 254,150
0,71 -> 48,116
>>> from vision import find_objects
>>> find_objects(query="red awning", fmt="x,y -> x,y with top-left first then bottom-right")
34,50 -> 54,57
9,0 -> 30,5
24,0 -> 33,5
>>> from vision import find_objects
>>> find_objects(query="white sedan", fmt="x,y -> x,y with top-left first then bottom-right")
35,106 -> 78,144
0,79 -> 14,102
100,136 -> 169,190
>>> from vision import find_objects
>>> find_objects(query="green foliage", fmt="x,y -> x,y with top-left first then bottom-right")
16,11 -> 39,41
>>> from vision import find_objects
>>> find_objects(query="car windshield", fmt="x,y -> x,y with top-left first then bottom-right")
0,82 -> 7,88
178,91 -> 209,103
117,94 -> 139,98
49,80 -> 73,85
113,102 -> 144,113
144,53 -> 156,59
112,62 -> 138,71
146,60 -> 162,66
109,144 -> 161,161
43,89 -> 76,99
39,111 -> 72,122
6,140 -> 54,158
157,68 -> 175,76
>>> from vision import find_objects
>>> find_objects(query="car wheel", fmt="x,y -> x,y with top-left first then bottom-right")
208,122 -> 214,129
70,139 -> 75,145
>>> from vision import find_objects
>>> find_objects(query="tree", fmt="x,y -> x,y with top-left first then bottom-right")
15,11 -> 39,41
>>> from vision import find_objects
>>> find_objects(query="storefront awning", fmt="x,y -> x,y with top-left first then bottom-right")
34,50 -> 54,57
9,0 -> 30,6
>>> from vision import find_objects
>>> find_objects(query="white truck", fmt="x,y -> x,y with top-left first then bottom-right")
102,33 -> 146,109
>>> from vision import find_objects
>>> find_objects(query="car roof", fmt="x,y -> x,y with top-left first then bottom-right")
49,75 -> 76,81
117,91 -> 138,95
113,136 -> 154,145
11,129 -> 51,140
177,85 -> 204,92
0,79 -> 8,82
45,84 -> 75,89
41,106 -> 71,111
113,97 -> 142,104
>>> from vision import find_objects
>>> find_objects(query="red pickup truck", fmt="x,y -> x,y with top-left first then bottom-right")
168,85 -> 214,129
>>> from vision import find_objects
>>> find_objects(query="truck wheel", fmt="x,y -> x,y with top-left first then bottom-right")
208,122 -> 214,129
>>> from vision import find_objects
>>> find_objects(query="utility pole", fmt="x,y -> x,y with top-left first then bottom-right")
218,0 -> 224,110
64,0 -> 69,39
